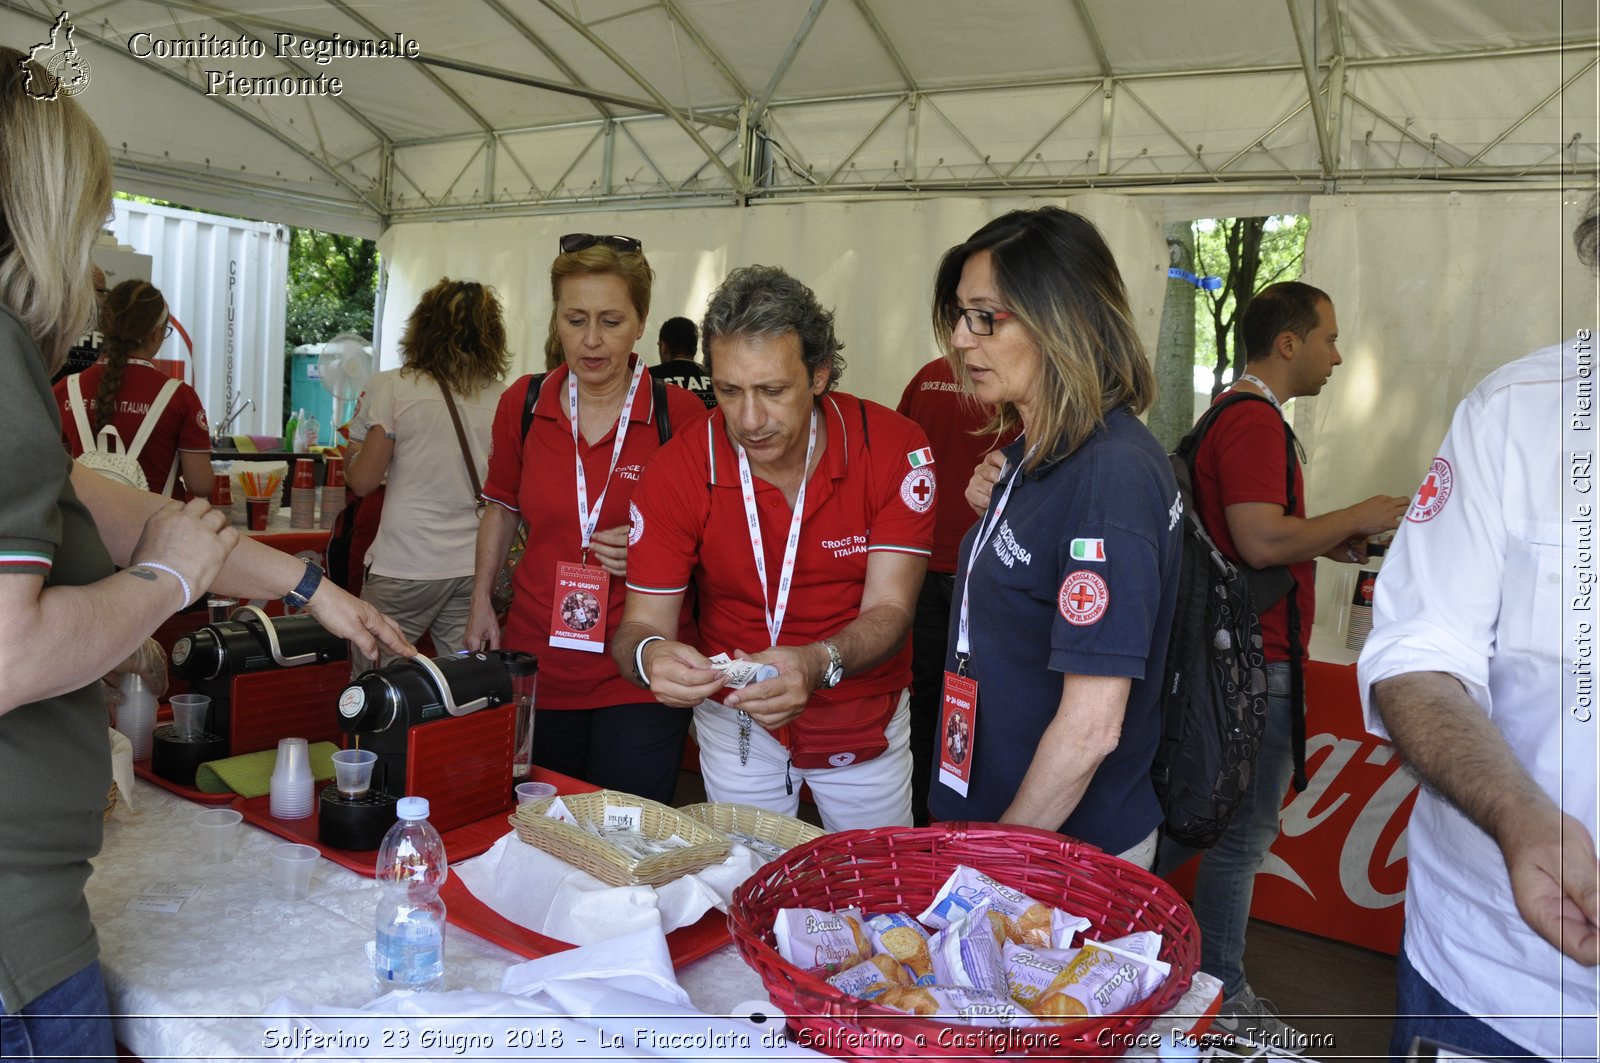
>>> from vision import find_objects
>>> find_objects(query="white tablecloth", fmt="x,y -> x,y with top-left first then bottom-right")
87,781 -> 1223,1061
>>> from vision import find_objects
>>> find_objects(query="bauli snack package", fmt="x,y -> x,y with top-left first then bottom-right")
1051,908 -> 1093,949
876,985 -> 1045,1028
865,912 -> 936,985
1027,940 -> 1172,1022
1001,942 -> 1077,1009
826,954 -> 912,1000
773,906 -> 872,975
917,865 -> 1054,948
929,898 -> 1008,993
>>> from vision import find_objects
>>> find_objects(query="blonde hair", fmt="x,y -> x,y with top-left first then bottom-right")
0,46 -> 113,371
931,207 -> 1155,471
543,243 -> 653,367
398,277 -> 510,396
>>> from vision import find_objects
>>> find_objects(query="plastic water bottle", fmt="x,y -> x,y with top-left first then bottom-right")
372,796 -> 448,994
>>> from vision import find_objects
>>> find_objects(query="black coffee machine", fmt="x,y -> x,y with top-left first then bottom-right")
320,650 -> 534,851
162,606 -> 349,786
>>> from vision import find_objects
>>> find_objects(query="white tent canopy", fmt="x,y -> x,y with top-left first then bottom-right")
3,1 -> 1595,235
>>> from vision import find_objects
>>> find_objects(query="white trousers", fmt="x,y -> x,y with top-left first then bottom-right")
694,691 -> 913,833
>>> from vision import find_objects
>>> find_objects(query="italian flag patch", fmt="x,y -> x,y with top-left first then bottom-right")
1069,537 -> 1106,561
907,447 -> 934,468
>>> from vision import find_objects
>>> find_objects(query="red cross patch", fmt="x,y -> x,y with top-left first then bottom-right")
1059,570 -> 1109,626
900,468 -> 936,513
1407,457 -> 1453,523
628,500 -> 644,545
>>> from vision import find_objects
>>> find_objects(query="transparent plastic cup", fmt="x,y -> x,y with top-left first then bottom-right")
169,694 -> 210,739
331,748 -> 377,798
270,738 -> 315,819
270,843 -> 319,900
515,781 -> 557,805
194,808 -> 242,864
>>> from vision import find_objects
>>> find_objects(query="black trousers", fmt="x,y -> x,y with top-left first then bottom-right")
531,701 -> 692,806
908,570 -> 956,826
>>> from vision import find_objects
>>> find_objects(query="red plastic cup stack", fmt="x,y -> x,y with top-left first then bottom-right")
289,458 -> 317,529
319,455 -> 346,530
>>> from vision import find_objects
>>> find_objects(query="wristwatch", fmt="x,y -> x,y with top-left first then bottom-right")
282,559 -> 324,609
820,639 -> 844,689
634,635 -> 666,687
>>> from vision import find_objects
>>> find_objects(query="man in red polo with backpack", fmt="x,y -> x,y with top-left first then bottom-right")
614,265 -> 934,831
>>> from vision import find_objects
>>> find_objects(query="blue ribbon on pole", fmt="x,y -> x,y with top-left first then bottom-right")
1168,267 -> 1223,290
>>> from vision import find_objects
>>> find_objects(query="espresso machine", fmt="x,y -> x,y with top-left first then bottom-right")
161,606 -> 349,786
321,650 -> 535,851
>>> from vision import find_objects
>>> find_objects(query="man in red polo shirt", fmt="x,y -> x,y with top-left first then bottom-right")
615,265 -> 935,830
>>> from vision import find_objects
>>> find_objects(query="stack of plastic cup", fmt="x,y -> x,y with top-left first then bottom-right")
289,459 -> 317,529
118,674 -> 158,761
319,455 -> 346,530
269,737 -> 315,819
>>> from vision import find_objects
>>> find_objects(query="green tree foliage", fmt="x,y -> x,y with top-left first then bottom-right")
1192,214 -> 1309,396
284,229 -> 378,351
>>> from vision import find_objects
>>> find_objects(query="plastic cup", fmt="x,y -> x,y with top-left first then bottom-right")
245,496 -> 273,531
274,737 -> 310,776
515,781 -> 557,805
331,748 -> 377,798
169,694 -> 210,739
270,843 -> 319,900
324,454 -> 344,488
194,808 -> 242,864
270,738 -> 315,819
293,458 -> 316,488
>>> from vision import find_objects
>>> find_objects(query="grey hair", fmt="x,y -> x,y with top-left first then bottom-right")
700,265 -> 845,390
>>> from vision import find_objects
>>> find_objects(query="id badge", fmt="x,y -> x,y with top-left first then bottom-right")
936,671 -> 977,796
548,561 -> 609,653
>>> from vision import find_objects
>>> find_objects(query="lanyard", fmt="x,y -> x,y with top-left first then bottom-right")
955,448 -> 1030,672
1239,373 -> 1283,414
569,358 -> 646,555
737,406 -> 819,647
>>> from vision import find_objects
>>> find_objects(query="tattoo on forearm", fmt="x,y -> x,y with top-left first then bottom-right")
128,567 -> 157,582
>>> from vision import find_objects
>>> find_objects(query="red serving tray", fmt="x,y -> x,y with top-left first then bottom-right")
133,759 -> 241,805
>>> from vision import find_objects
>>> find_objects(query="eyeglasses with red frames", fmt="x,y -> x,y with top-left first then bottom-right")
559,233 -> 643,254
947,305 -> 1015,336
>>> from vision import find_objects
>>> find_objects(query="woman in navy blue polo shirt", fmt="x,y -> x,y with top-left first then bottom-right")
925,207 -> 1183,868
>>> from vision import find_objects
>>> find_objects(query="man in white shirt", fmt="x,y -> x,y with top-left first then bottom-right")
1359,202 -> 1600,1059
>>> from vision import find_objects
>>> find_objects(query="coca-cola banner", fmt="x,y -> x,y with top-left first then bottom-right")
1167,659 -> 1415,955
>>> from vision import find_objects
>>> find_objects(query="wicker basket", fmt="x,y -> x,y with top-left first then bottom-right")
508,789 -> 730,888
727,823 -> 1199,1059
679,802 -> 825,857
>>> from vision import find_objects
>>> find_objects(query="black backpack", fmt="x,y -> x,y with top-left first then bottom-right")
1152,392 -> 1298,849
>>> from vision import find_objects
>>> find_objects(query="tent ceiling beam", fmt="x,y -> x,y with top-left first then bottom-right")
1287,0 -> 1336,177
1465,55 -> 1599,167
1002,83 -> 1102,179
822,96 -> 908,186
437,138 -> 488,203
1120,82 -> 1217,177
1325,0 -> 1347,57
479,0 -> 614,122
495,137 -> 547,200
618,120 -> 676,190
389,108 -> 737,149
851,0 -> 917,91
921,96 -> 1006,183
534,0 -> 744,193
1345,89 -> 1471,167
1070,0 -> 1114,78
0,1 -> 384,216
548,125 -> 609,201
320,0 -> 493,134
749,0 -> 829,130
1217,100 -> 1313,172
659,0 -> 752,99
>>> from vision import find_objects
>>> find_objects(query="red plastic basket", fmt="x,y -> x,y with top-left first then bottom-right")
728,823 -> 1199,1059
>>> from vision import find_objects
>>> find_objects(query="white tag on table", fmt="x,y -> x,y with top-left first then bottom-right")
126,882 -> 201,914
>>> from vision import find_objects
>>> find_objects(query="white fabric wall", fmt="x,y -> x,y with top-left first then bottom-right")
1299,189 -> 1597,638
375,193 -> 1167,409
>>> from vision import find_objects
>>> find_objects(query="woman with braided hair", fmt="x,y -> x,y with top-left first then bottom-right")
53,278 -> 213,499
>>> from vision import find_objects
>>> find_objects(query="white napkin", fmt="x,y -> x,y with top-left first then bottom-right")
452,832 -> 766,946
108,727 -> 136,813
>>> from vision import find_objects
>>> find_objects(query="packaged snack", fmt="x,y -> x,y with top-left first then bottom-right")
929,898 -> 1007,993
1050,908 -> 1093,949
773,907 -> 871,974
877,985 -> 1044,1027
1099,929 -> 1162,960
826,954 -> 912,1000
865,912 -> 936,985
1026,941 -> 1170,1022
1001,942 -> 1076,1008
917,865 -> 1053,948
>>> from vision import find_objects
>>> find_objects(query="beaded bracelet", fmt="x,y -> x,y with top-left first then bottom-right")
134,562 -> 193,609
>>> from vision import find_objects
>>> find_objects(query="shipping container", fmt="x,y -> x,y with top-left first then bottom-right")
109,200 -> 290,442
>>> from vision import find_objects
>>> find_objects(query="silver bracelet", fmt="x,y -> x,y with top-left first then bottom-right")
135,562 -> 193,608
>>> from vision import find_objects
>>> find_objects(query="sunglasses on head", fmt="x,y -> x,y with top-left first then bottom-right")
559,233 -> 643,254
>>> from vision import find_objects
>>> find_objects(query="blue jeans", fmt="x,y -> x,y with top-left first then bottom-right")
1390,945 -> 1540,1061
0,960 -> 115,1060
1157,660 -> 1294,997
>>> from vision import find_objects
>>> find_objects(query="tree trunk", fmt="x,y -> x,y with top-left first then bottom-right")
1151,221 -> 1198,450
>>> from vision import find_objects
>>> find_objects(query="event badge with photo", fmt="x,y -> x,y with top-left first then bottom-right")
937,671 -> 977,796
549,561 -> 609,652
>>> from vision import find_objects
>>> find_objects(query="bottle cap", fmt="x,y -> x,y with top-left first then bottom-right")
396,796 -> 429,820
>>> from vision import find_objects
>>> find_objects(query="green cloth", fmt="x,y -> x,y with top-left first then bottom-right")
194,742 -> 341,798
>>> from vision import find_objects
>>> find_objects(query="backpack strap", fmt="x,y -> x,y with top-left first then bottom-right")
127,378 -> 182,496
519,372 -> 548,443
66,373 -> 96,452
653,377 -> 672,444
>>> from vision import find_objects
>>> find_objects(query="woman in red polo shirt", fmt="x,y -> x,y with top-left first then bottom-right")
54,280 -> 213,500
466,235 -> 705,803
